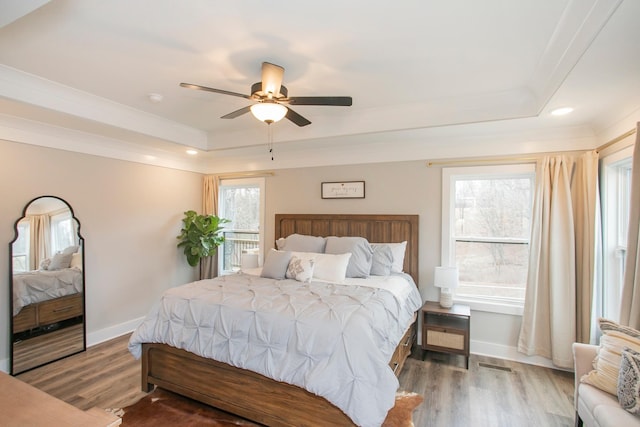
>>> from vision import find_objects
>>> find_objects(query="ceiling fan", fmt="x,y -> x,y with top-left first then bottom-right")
180,62 -> 352,127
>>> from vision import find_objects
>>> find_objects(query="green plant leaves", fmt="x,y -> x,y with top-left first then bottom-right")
176,210 -> 230,267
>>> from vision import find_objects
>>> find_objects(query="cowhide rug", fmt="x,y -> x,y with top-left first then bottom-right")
116,388 -> 423,427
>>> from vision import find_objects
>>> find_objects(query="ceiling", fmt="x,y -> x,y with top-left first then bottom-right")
0,0 -> 639,173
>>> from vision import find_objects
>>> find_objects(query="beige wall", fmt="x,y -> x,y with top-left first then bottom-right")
0,139 -> 544,370
0,139 -> 201,367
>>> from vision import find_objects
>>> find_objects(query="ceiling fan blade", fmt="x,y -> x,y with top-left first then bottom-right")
180,82 -> 251,100
287,96 -> 352,106
261,62 -> 284,97
221,105 -> 251,119
285,107 -> 312,127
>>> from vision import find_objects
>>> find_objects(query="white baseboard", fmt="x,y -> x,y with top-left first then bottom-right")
470,339 -> 571,371
0,359 -> 8,374
87,316 -> 145,347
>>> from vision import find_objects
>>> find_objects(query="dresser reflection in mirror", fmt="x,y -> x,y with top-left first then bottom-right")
10,196 -> 86,375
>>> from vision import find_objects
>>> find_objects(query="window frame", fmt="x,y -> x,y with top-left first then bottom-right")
600,146 -> 633,321
217,177 -> 265,275
441,163 -> 535,315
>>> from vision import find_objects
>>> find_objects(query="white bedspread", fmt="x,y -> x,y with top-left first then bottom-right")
128,272 -> 422,427
13,268 -> 83,315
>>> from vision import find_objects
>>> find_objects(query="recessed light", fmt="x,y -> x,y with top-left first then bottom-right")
148,93 -> 164,103
186,149 -> 198,155
551,107 -> 574,116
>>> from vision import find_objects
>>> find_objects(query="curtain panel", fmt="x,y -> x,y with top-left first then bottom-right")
620,123 -> 640,329
200,175 -> 220,280
518,151 -> 599,368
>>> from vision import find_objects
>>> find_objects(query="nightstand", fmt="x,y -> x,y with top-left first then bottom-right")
422,301 -> 471,369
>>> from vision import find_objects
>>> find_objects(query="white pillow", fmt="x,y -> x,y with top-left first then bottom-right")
286,255 -> 315,283
291,252 -> 352,283
371,241 -> 407,273
324,236 -> 373,278
70,252 -> 82,270
48,252 -> 73,270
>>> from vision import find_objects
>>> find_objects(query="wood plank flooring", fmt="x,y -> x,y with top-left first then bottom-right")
16,334 -> 576,427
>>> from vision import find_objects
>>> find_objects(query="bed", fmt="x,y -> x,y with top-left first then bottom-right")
129,214 -> 420,427
12,267 -> 84,333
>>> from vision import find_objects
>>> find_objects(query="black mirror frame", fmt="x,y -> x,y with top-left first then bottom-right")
9,195 -> 86,375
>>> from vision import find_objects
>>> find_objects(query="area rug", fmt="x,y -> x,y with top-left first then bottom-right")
118,388 -> 423,426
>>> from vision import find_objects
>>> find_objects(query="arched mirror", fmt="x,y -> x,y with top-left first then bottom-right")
10,196 -> 86,375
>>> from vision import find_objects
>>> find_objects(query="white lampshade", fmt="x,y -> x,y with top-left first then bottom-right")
434,266 -> 459,308
250,102 -> 288,123
434,266 -> 459,289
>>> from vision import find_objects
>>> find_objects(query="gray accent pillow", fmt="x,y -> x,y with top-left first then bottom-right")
370,244 -> 393,276
260,249 -> 292,280
276,234 -> 327,253
324,236 -> 373,278
618,347 -> 640,415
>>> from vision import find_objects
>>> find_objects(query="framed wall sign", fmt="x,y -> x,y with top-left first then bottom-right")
321,181 -> 365,199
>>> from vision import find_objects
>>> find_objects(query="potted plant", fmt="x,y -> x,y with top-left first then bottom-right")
176,210 -> 230,268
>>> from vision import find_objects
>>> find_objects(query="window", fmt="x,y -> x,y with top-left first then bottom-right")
12,220 -> 30,273
442,164 -> 535,313
50,210 -> 76,253
600,146 -> 633,321
218,177 -> 265,274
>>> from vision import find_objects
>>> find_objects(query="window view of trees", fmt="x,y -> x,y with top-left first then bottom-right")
219,185 -> 261,272
448,168 -> 534,305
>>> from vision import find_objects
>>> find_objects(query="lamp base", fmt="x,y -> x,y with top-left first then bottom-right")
439,289 -> 453,308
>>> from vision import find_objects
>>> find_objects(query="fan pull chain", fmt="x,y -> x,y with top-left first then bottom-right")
267,122 -> 274,161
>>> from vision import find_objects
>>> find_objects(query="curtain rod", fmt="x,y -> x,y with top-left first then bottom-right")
596,127 -> 637,153
426,156 -> 540,167
209,171 -> 275,179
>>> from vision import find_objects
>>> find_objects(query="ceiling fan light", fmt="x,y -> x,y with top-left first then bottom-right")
250,102 -> 288,123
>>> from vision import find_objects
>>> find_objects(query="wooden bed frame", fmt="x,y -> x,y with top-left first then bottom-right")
141,214 -> 419,426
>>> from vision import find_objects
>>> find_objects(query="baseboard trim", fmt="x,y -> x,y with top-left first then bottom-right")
470,339 -> 571,371
87,316 -> 145,347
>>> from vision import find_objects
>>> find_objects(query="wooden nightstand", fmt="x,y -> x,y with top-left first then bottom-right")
422,301 -> 471,369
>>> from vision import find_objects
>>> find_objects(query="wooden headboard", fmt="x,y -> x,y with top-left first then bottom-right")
274,214 -> 419,284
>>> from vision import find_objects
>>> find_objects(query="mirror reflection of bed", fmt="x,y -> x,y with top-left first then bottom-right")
10,196 -> 86,375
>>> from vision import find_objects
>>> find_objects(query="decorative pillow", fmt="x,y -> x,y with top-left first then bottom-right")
581,318 -> 640,396
370,244 -> 394,276
70,252 -> 82,270
286,256 -> 315,283
618,347 -> 640,415
61,245 -> 80,255
260,249 -> 292,280
371,241 -> 407,273
48,252 -> 73,270
324,236 -> 373,278
275,234 -> 326,253
291,252 -> 351,283
39,257 -> 51,270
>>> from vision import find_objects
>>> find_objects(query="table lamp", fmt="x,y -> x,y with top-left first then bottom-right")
434,266 -> 459,308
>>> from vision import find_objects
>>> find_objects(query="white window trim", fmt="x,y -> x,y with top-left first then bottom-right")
442,164 -> 535,316
600,145 -> 633,320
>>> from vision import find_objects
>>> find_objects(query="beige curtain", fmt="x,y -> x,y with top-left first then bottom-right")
573,150 -> 600,344
518,151 -> 599,368
200,175 -> 219,279
620,123 -> 640,329
29,214 -> 50,270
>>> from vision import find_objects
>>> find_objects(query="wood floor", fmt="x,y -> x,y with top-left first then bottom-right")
16,333 -> 576,427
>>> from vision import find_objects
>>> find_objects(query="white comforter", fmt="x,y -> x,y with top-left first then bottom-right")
13,268 -> 83,315
128,272 -> 422,427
